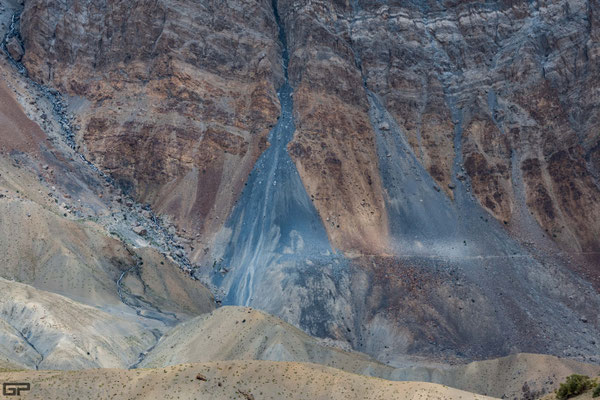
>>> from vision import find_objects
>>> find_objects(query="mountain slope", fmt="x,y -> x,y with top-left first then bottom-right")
0,47 -> 215,369
0,278 -> 155,370
4,0 -> 599,366
141,306 -> 600,399
393,353 -> 600,400
20,0 -> 283,243
140,306 -> 391,376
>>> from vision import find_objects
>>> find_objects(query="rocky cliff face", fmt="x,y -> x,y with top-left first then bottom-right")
348,0 -> 600,259
275,0 -> 600,262
21,0 -> 283,247
13,0 -> 600,365
19,0 -> 600,257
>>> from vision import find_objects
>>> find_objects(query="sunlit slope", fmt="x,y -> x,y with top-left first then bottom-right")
0,361 -> 496,400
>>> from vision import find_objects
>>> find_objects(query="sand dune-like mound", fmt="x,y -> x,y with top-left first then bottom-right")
139,306 -> 392,376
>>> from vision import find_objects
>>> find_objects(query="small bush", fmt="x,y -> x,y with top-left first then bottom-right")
556,374 -> 594,399
593,384 -> 600,398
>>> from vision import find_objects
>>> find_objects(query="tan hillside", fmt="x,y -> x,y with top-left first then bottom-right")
140,306 -> 392,377
0,68 -> 214,321
393,353 -> 600,399
0,171 -> 213,318
141,307 -> 600,399
0,278 -> 155,370
0,360 -> 496,400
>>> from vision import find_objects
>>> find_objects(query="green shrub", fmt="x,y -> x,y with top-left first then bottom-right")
593,384 -> 600,398
556,374 -> 594,399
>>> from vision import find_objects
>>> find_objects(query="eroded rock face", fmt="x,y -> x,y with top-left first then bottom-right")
21,0 -> 283,244
345,0 -> 600,257
15,0 -> 600,364
280,1 -> 390,254
273,0 -> 600,277
21,0 -> 600,257
0,57 -> 216,370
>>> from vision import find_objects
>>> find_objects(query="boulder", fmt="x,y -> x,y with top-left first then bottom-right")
132,226 -> 147,236
5,37 -> 24,62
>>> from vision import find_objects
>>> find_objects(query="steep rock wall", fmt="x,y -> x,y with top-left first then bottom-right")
20,0 -> 283,248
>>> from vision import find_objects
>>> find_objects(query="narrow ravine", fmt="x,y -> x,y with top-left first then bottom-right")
203,1 -> 343,332
115,258 -> 175,369
128,329 -> 162,369
116,265 -> 138,307
116,258 -> 179,325
5,319 -> 44,370
3,10 -> 77,149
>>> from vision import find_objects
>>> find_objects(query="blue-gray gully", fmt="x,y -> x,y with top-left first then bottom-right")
203,0 -> 350,338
